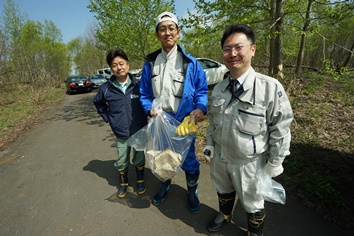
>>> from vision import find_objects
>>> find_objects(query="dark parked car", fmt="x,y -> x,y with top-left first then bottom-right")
65,75 -> 92,94
88,74 -> 106,89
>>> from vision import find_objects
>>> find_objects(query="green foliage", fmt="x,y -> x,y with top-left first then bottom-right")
88,0 -> 175,67
323,59 -> 348,81
1,0 -> 70,87
2,0 -> 353,89
1,0 -> 28,41
180,0 -> 270,59
179,0 -> 354,76
9,20 -> 70,86
68,35 -> 106,75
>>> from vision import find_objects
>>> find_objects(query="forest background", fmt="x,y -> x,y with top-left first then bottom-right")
0,0 -> 353,231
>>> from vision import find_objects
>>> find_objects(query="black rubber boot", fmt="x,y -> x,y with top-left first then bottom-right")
152,180 -> 172,205
117,168 -> 128,198
136,165 -> 146,195
247,209 -> 265,236
186,170 -> 200,213
207,191 -> 236,232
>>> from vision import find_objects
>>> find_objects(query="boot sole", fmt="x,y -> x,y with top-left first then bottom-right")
137,188 -> 146,195
207,214 -> 232,232
189,204 -> 200,213
152,185 -> 172,206
207,221 -> 230,233
117,192 -> 127,198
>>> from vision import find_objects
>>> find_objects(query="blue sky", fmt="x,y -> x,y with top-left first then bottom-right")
0,0 -> 196,43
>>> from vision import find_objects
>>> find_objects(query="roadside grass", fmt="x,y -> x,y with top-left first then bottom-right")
279,71 -> 354,230
196,70 -> 354,230
1,71 -> 353,230
0,83 -> 65,150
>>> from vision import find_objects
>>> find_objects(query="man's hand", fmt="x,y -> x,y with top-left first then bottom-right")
203,146 -> 214,162
190,109 -> 204,122
263,162 -> 284,177
150,102 -> 163,117
149,109 -> 158,117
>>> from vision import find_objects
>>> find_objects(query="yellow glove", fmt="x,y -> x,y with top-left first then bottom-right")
176,116 -> 189,136
176,116 -> 197,136
189,117 -> 197,134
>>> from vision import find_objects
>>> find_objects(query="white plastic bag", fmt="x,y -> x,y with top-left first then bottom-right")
127,125 -> 148,151
146,111 -> 194,181
256,169 -> 286,205
144,96 -> 194,181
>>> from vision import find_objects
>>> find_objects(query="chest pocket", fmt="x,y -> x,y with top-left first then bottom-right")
151,74 -> 162,97
172,71 -> 184,98
210,98 -> 226,125
235,106 -> 266,135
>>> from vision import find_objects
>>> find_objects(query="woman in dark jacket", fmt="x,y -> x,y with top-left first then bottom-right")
93,49 -> 147,198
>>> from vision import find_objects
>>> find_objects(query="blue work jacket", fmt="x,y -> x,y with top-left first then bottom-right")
139,45 -> 208,122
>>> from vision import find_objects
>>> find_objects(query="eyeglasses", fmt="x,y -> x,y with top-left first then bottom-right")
222,44 -> 252,55
158,26 -> 177,34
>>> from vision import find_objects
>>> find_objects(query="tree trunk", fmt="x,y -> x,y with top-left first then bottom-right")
273,0 -> 285,80
342,40 -> 354,68
268,0 -> 276,76
295,0 -> 313,78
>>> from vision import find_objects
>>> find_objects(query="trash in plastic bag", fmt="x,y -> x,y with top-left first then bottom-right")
256,169 -> 286,205
145,148 -> 182,181
144,95 -> 194,181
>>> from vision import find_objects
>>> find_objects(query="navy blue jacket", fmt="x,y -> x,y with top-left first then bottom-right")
93,73 -> 147,139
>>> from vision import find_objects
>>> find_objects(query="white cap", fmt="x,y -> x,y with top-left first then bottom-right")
156,12 -> 178,28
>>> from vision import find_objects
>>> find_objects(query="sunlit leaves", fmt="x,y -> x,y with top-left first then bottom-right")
88,0 -> 175,67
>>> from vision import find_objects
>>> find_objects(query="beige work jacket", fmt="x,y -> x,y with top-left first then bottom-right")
206,68 -> 294,165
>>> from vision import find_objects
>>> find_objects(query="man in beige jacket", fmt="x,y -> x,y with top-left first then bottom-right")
204,24 -> 294,236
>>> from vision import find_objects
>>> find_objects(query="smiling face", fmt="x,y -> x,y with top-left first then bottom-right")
110,56 -> 129,82
222,32 -> 256,78
156,20 -> 180,53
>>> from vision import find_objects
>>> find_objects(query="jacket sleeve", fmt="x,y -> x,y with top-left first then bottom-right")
267,81 -> 294,166
139,61 -> 154,116
205,96 -> 216,147
193,60 -> 209,114
93,84 -> 109,123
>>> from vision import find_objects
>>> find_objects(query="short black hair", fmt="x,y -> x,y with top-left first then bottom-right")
106,49 -> 129,66
221,24 -> 255,48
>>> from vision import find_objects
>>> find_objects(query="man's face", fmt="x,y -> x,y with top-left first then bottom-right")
110,56 -> 129,80
222,32 -> 256,76
156,20 -> 180,51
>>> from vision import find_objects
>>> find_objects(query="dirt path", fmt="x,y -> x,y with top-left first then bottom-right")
0,92 -> 350,235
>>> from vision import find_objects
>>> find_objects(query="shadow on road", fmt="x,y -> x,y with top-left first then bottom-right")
83,160 -> 160,209
52,93 -> 99,124
83,159 -> 119,186
150,184 -> 243,235
54,93 -> 117,147
82,158 -> 245,235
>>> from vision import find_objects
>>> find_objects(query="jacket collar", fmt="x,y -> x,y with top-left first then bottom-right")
109,73 -> 138,85
145,44 -> 189,62
220,67 -> 256,104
